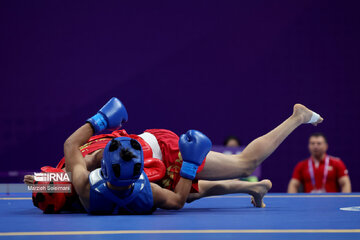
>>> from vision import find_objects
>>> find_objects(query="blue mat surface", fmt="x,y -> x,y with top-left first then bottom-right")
1,193 -> 359,239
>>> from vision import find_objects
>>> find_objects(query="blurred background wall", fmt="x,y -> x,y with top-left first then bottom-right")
1,1 -> 359,192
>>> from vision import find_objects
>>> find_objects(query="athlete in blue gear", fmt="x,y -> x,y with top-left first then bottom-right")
64,97 -> 324,213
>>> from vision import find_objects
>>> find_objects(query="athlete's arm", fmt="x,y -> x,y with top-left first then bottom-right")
64,123 -> 93,206
152,130 -> 212,210
287,178 -> 302,193
151,178 -> 193,210
338,176 -> 351,193
65,97 -> 127,198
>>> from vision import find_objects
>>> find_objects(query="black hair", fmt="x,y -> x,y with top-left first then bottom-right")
120,148 -> 137,161
309,132 -> 328,143
223,136 -> 242,146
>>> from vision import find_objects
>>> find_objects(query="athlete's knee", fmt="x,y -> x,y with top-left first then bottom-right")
235,154 -> 257,177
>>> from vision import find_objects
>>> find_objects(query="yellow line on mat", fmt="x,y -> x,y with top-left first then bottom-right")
0,229 -> 360,236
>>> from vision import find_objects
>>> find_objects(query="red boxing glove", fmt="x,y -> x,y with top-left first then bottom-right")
144,158 -> 166,182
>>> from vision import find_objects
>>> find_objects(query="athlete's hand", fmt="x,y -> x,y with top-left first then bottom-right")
179,130 -> 212,180
87,97 -> 128,133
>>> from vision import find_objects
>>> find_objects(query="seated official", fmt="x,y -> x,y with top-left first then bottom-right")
288,132 -> 351,193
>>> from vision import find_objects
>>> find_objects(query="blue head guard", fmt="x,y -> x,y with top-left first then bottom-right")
101,137 -> 144,187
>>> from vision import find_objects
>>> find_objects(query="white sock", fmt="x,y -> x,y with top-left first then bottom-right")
307,112 -> 320,123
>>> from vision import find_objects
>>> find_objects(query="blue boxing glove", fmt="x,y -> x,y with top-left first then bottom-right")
179,130 -> 212,180
87,97 -> 128,133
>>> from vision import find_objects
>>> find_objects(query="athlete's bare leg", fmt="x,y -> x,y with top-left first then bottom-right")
197,104 -> 323,180
187,179 -> 272,208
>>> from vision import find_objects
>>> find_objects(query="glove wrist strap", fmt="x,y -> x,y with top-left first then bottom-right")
87,113 -> 107,133
180,161 -> 198,180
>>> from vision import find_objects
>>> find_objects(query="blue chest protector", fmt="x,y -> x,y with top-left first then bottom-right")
87,169 -> 154,215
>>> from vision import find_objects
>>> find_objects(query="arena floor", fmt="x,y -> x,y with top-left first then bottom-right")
1,193 -> 359,240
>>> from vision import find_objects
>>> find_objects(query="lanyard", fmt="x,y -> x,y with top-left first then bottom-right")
308,155 -> 329,190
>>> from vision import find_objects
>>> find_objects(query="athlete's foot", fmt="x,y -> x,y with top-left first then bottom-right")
23,175 -> 34,186
249,179 -> 272,208
292,104 -> 324,126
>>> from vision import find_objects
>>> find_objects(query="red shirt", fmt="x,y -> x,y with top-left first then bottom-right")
291,155 -> 348,193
